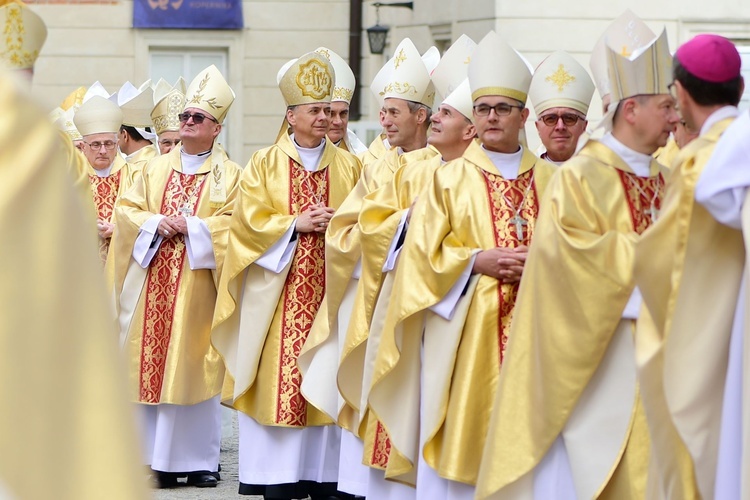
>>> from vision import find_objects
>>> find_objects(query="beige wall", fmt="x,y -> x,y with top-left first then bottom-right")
26,0 -> 750,163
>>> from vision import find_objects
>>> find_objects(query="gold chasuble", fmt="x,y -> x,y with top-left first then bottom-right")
59,131 -> 95,203
0,71 -> 146,499
297,145 -> 409,431
113,146 -> 242,405
635,117 -> 743,499
87,155 -> 139,264
126,142 -> 158,171
337,147 -> 440,472
653,136 -> 679,170
340,146 -> 440,425
366,140 -> 555,485
358,133 -> 390,168
475,140 -> 665,500
212,133 -> 360,428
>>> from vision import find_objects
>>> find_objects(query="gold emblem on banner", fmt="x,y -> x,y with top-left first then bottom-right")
148,0 -> 184,10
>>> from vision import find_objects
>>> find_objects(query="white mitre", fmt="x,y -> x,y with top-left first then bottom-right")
590,9 -> 656,101
468,31 -> 532,105
376,38 -> 437,108
315,47 -> 355,104
599,29 -> 672,130
529,51 -> 595,116
431,34 -> 476,103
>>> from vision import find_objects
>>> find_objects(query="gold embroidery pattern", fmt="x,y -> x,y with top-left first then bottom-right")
139,171 -> 207,404
187,73 -> 210,105
1,4 -> 37,69
370,421 -> 392,469
545,63 -> 576,92
152,92 -> 185,133
296,59 -> 332,100
89,171 -> 121,264
394,48 -> 407,69
617,170 -> 663,235
332,86 -> 354,102
275,159 -> 328,425
380,81 -> 418,98
482,169 -> 540,364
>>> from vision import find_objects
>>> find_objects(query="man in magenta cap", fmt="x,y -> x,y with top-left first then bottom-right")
634,34 -> 745,499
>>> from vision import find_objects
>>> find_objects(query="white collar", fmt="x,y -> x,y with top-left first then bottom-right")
481,145 -> 523,179
93,163 -> 113,177
700,106 -> 740,137
600,132 -> 653,177
180,147 -> 211,175
541,152 -> 565,166
291,133 -> 326,172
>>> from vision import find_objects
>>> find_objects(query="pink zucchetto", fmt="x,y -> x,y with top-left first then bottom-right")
675,34 -> 741,83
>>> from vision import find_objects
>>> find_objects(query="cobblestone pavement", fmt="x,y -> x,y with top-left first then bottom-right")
152,409 -> 263,500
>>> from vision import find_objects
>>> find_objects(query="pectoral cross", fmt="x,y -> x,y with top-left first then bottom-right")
509,214 -> 528,241
644,201 -> 659,223
178,202 -> 193,218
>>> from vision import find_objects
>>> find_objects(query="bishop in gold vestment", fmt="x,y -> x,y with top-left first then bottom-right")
299,38 -> 436,500
476,29 -> 678,500
636,112 -> 741,500
0,69 -> 146,500
368,140 -> 554,489
212,51 -> 361,499
634,35 -> 746,499
113,64 -> 240,487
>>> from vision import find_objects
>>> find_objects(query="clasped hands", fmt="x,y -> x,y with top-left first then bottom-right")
296,203 -> 335,234
472,246 -> 528,283
96,219 -> 114,239
158,215 -> 188,239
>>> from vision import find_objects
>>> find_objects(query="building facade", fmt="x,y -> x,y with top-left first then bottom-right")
28,0 -> 750,160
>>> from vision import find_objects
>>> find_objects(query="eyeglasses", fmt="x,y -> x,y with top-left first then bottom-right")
159,139 -> 181,147
84,141 -> 117,150
178,112 -> 218,124
537,113 -> 585,127
473,103 -> 524,117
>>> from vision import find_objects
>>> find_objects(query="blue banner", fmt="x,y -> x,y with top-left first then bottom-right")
133,0 -> 243,30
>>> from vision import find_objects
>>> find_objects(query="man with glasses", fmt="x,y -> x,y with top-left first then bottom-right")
476,30 -> 678,500
364,31 -> 554,499
112,64 -> 242,490
634,34 -> 744,499
73,95 -> 139,265
529,51 -> 595,165
151,77 -> 186,155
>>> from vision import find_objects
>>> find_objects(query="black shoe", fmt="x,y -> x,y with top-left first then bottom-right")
187,473 -> 218,488
155,472 -> 179,489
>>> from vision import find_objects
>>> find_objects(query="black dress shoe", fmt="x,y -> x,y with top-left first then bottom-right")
155,472 -> 179,489
186,473 -> 218,488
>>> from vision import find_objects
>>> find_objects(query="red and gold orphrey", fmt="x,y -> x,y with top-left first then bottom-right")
482,168 -> 540,364
139,171 -> 207,403
617,170 -> 664,235
371,421 -> 392,468
90,172 -> 121,263
275,159 -> 329,426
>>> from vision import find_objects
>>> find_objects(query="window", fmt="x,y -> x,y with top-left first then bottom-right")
149,50 -> 227,88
